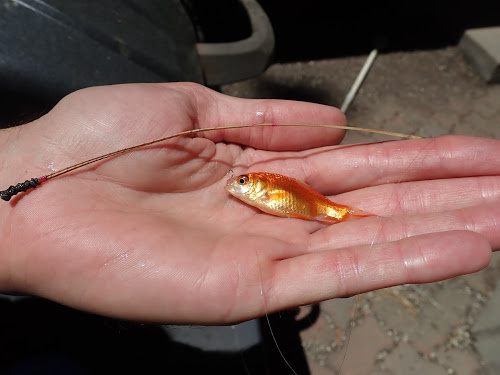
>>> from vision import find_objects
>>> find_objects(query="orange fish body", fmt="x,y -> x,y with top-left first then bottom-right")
225,172 -> 374,223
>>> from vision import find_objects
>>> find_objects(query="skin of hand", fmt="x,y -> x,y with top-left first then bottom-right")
0,82 -> 498,324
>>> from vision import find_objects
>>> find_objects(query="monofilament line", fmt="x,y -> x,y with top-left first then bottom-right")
337,137 -> 436,374
0,122 -> 422,201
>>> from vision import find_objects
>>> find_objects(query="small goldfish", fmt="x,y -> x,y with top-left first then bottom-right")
225,172 -> 375,223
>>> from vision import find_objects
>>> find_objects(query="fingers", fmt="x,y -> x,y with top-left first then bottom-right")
332,176 -> 500,217
170,83 -> 347,151
303,135 -> 500,194
308,202 -> 500,252
266,231 -> 491,312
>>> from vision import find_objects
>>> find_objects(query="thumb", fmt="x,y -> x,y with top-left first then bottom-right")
178,83 -> 347,151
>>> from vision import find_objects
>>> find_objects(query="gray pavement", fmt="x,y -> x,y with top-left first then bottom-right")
222,46 -> 500,374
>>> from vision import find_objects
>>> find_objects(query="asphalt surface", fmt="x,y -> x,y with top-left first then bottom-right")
222,46 -> 500,374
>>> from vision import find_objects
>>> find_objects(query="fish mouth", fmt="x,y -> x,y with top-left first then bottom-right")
225,177 -> 237,194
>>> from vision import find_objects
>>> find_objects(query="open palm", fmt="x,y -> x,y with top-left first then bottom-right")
1,83 -> 498,324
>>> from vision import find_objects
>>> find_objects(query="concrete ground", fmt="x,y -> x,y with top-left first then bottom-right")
222,47 -> 500,374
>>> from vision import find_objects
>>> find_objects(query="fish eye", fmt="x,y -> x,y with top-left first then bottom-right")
237,175 -> 249,185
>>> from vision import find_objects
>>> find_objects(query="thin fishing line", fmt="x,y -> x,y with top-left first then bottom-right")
0,122 -> 421,202
338,137 -> 437,374
260,140 -> 429,375
231,324 -> 252,375
255,249 -> 299,375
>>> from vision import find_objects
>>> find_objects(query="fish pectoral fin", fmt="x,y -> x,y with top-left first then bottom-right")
316,214 -> 341,223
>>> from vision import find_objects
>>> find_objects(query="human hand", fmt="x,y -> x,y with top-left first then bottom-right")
0,83 -> 498,324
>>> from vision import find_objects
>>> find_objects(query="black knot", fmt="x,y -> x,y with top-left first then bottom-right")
0,178 -> 41,201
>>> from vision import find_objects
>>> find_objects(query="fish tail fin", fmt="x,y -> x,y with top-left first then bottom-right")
319,208 -> 378,223
344,208 -> 378,221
